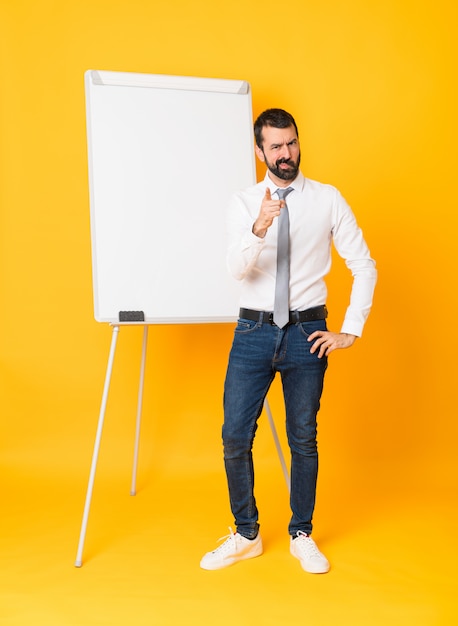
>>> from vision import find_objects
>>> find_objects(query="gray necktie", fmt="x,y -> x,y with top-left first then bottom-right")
273,187 -> 293,328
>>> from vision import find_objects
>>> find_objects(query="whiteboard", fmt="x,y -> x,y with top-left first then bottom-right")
85,70 -> 256,323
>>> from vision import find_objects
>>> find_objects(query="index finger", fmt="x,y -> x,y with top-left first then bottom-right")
307,330 -> 322,342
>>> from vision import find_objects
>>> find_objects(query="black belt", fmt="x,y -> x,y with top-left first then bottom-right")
239,305 -> 328,326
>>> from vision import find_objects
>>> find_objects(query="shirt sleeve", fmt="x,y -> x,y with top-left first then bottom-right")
332,191 -> 377,337
226,192 -> 265,281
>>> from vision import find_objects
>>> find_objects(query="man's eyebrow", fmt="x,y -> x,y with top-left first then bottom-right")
269,138 -> 297,148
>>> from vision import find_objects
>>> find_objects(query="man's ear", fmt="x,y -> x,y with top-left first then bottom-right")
255,145 -> 265,163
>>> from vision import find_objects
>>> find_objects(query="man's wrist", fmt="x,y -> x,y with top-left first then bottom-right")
252,222 -> 267,238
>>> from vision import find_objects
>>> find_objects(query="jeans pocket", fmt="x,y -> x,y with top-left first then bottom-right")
234,318 -> 260,334
298,319 -> 327,340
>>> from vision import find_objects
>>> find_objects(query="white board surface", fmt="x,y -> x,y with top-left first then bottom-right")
85,70 -> 255,323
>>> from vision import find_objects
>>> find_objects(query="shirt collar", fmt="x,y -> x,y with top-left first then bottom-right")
263,170 -> 306,195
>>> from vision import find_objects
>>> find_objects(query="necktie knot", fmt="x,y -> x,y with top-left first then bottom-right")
276,187 -> 293,201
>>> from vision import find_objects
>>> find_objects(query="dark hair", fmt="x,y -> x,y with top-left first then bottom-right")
254,108 -> 299,149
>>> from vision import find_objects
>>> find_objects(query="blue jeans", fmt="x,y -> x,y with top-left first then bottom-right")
222,315 -> 328,539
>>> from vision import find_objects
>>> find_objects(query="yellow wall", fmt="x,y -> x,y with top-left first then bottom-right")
1,0 -> 457,505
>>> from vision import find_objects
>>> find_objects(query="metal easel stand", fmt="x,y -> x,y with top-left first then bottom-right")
74,324 -> 149,567
74,324 -> 289,567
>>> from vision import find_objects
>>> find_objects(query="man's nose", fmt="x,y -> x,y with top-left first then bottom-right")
279,145 -> 291,160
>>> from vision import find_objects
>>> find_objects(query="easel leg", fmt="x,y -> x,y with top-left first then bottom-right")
130,325 -> 148,496
74,324 -> 120,567
264,398 -> 290,492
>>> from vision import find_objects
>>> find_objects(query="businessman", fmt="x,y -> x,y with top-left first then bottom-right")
200,108 -> 377,573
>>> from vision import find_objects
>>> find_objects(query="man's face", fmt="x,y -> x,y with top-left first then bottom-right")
255,125 -> 301,184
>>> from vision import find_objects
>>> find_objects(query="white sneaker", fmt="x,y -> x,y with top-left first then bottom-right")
290,531 -> 330,574
200,528 -> 263,570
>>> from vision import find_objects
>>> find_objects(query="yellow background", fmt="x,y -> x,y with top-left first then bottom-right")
1,1 -> 457,624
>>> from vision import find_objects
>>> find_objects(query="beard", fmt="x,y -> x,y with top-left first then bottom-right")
264,152 -> 301,181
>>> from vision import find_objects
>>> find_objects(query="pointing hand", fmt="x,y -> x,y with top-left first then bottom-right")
252,187 -> 284,238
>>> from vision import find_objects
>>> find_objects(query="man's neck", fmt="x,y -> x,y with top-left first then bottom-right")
266,171 -> 299,188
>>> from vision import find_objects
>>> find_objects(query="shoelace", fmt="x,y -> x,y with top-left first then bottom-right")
295,531 -> 322,558
212,527 -> 237,554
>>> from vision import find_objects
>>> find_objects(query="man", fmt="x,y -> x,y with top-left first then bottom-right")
200,108 -> 377,574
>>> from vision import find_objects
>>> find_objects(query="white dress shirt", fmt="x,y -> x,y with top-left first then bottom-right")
226,171 -> 377,337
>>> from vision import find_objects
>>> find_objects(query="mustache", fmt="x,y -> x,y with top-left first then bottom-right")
276,158 -> 295,166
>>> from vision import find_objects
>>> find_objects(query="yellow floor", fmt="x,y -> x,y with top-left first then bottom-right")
1,427 -> 456,626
